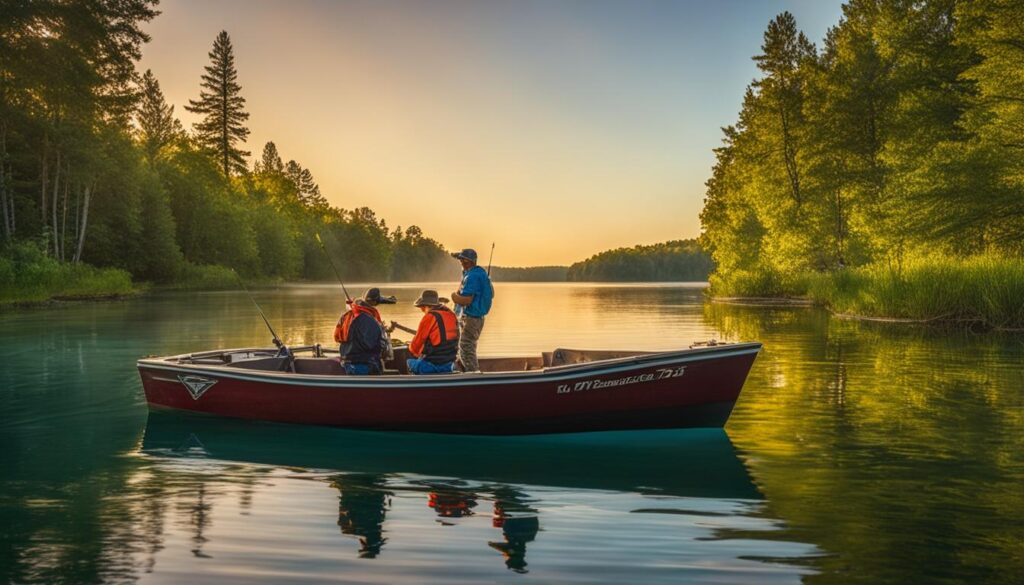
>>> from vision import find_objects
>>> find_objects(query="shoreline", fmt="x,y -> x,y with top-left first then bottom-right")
1,291 -> 144,311
706,256 -> 1024,332
6,282 -> 1021,333
707,294 -> 1024,332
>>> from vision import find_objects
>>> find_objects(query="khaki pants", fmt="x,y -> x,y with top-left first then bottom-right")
458,315 -> 484,372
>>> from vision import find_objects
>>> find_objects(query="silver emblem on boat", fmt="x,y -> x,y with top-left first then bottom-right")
178,375 -> 217,400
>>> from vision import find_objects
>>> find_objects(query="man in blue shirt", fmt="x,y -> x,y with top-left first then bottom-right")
450,248 -> 494,372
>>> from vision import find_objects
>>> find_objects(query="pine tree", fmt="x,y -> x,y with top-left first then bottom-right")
285,159 -> 303,188
136,70 -> 183,163
185,30 -> 250,177
256,141 -> 284,174
285,159 -> 326,208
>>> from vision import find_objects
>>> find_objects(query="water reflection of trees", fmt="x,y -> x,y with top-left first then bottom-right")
704,302 -> 1024,584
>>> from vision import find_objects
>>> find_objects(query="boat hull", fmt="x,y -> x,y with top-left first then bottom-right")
138,343 -> 760,435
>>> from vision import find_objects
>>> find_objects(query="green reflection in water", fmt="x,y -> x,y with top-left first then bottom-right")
2,285 -> 1019,584
707,302 -> 1024,584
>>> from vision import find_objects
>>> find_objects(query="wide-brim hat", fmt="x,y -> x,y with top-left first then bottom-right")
363,287 -> 397,305
413,289 -> 449,307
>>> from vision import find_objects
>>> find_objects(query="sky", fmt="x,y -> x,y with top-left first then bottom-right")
139,0 -> 844,266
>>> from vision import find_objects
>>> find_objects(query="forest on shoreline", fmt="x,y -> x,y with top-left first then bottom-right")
0,3 -> 715,305
700,0 -> 1023,329
0,3 -> 455,304
4,0 -> 1021,328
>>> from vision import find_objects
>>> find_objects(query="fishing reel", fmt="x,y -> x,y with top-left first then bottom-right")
272,336 -> 292,359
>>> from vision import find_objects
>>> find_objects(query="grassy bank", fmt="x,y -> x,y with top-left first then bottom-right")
0,243 -> 136,306
710,255 -> 1024,330
158,263 -> 241,291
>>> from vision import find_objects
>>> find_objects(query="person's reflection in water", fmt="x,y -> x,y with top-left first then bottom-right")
427,488 -> 478,522
329,474 -> 392,558
488,486 -> 539,573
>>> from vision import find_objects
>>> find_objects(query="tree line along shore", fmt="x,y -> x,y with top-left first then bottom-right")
3,2 -> 1021,330
699,1 -> 1023,330
0,4 -> 712,306
1,4 -> 459,305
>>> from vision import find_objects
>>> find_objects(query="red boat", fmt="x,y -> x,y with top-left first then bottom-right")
137,342 -> 761,435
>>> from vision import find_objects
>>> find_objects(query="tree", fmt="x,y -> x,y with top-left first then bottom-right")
753,12 -> 816,211
185,30 -> 250,178
0,0 -> 159,258
566,240 -> 714,282
939,0 -> 1024,253
255,141 -> 283,174
285,159 -> 327,209
136,69 -> 183,163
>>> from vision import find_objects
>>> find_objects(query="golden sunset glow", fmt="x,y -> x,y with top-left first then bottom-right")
139,0 -> 842,265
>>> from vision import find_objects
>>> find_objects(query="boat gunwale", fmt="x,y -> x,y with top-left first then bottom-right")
137,342 -> 762,389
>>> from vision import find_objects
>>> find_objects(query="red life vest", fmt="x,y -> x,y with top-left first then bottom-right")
334,303 -> 383,343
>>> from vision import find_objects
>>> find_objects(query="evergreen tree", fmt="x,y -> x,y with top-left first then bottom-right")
185,30 -> 250,177
256,141 -> 284,174
136,69 -> 183,163
285,159 -> 326,209
285,159 -> 302,187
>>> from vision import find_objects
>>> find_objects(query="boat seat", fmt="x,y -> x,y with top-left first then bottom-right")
292,357 -> 345,375
228,356 -> 291,371
478,356 -> 544,373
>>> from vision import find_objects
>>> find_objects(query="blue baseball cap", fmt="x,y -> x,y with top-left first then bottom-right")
451,248 -> 478,262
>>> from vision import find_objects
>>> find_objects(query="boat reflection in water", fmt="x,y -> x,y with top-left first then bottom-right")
141,411 -> 764,573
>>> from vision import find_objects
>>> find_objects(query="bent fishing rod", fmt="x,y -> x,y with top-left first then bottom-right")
232,269 -> 289,355
486,242 -> 495,277
314,232 -> 353,304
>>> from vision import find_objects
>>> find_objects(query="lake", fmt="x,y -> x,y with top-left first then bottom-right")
1,283 -> 1021,584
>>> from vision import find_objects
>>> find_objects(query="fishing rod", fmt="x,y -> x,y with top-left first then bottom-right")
314,232 -> 353,303
315,232 -> 396,359
232,269 -> 288,355
486,242 -> 495,277
390,321 -> 418,336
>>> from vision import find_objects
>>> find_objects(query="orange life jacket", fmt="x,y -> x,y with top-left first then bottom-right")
334,302 -> 383,344
425,308 -> 459,363
411,307 -> 459,363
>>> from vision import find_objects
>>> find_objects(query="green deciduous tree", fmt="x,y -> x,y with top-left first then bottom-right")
701,1 -> 1021,293
567,240 -> 713,282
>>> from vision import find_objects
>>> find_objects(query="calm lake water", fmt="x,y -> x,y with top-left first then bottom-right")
1,283 -> 1022,584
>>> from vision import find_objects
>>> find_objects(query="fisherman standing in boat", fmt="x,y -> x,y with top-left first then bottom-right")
334,288 -> 396,375
406,290 -> 460,374
450,248 -> 494,373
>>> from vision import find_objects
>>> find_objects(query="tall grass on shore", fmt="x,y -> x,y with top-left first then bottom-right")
161,263 -> 239,291
0,242 -> 135,305
710,255 -> 1024,330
